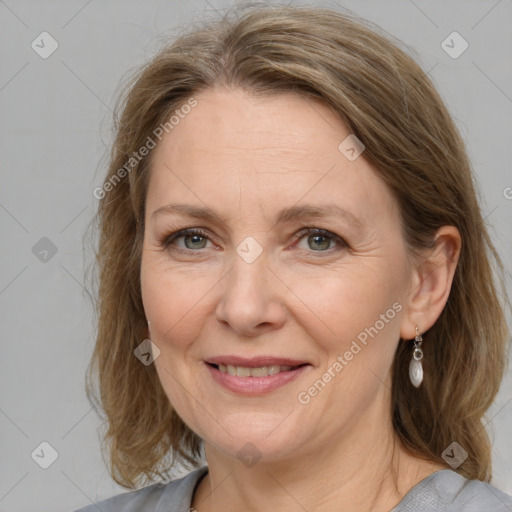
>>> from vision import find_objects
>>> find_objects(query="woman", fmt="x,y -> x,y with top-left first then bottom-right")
76,4 -> 512,511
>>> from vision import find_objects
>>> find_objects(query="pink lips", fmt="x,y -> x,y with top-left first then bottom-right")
204,355 -> 311,395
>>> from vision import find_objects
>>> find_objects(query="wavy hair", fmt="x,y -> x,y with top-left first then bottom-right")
84,2 -> 511,488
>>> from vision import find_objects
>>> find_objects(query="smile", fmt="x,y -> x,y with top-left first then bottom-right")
205,362 -> 311,394
217,364 -> 295,377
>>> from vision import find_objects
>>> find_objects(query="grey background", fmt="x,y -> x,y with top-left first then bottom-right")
0,0 -> 511,510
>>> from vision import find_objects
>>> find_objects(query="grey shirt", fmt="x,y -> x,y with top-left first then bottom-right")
74,466 -> 512,511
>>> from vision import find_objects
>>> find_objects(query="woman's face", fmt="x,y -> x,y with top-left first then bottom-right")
141,87 -> 416,463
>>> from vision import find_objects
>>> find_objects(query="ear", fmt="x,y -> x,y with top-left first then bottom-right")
400,225 -> 461,340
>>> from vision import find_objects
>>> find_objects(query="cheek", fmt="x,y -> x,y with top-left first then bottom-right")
282,262 -> 400,350
290,270 -> 404,400
140,256 -> 218,350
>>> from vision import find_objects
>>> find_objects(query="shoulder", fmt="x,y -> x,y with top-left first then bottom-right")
444,473 -> 512,511
393,469 -> 512,512
73,466 -> 208,512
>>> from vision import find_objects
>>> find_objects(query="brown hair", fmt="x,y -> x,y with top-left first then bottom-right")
85,3 -> 511,488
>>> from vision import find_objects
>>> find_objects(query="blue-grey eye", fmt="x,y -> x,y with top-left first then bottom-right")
183,233 -> 208,249
295,228 -> 345,252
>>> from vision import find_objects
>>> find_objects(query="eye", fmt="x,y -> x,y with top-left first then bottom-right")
293,228 -> 347,253
161,228 -> 214,253
160,227 -> 348,254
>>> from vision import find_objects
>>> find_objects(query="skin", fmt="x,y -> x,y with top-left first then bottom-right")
140,86 -> 461,512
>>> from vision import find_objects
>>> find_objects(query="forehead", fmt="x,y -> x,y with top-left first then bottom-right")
157,87 -> 346,160
145,87 -> 398,227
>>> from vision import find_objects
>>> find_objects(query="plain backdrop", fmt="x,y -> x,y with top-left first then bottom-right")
0,0 -> 511,510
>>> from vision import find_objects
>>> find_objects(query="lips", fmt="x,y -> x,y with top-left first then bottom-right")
205,356 -> 309,377
204,355 -> 312,394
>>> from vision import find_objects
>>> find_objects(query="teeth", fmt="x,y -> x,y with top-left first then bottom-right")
217,364 -> 294,377
250,366 -> 270,377
267,365 -> 281,375
236,366 -> 251,377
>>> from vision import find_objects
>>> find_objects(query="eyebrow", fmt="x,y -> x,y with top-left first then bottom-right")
151,203 -> 362,229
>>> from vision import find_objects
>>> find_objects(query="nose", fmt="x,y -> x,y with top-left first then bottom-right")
215,251 -> 287,338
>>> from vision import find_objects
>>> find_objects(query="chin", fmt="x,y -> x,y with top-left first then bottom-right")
201,416 -> 306,465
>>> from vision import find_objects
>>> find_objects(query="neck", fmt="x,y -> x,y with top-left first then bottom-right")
191,388 -> 446,512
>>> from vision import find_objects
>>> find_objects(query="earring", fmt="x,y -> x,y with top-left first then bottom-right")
409,326 -> 424,388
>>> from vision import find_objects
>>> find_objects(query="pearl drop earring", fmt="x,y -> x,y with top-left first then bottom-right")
409,326 -> 424,388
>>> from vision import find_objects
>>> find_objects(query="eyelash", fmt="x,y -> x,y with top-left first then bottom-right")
160,227 -> 348,255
